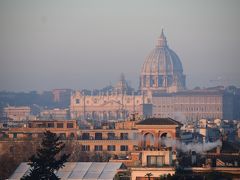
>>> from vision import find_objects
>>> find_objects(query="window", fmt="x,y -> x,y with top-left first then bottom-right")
108,133 -> 115,140
147,155 -> 165,167
120,145 -> 128,151
107,145 -> 116,151
47,123 -> 54,128
120,133 -> 128,140
57,123 -> 64,128
76,99 -> 80,104
27,133 -> 32,138
82,145 -> 90,151
69,133 -> 75,139
67,123 -> 73,128
37,124 -> 44,128
13,133 -> 17,138
82,133 -> 90,140
95,133 -> 102,140
94,145 -> 102,151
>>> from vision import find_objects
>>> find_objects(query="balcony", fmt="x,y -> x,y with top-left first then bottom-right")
133,145 -> 172,151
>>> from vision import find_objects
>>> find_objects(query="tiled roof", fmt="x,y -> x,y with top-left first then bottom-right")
136,117 -> 182,126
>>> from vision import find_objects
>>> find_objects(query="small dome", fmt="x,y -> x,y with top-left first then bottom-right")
114,74 -> 133,94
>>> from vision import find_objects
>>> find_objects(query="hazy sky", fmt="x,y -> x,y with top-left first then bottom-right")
0,0 -> 240,91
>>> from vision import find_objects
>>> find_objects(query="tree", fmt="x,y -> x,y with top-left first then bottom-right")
21,131 -> 70,180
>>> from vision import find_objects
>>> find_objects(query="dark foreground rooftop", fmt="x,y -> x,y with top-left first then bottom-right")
136,117 -> 182,126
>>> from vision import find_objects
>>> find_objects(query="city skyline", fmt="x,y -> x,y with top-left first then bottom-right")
0,0 -> 240,91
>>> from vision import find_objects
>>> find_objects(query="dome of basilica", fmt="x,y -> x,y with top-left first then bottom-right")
140,30 -> 186,93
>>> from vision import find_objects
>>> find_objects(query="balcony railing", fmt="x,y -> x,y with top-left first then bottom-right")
133,145 -> 172,151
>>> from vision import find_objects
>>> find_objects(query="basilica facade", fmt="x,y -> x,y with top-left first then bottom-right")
70,75 -> 149,120
70,31 -> 224,121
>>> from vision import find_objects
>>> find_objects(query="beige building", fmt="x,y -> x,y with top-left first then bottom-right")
70,75 -> 150,120
70,89 -> 223,122
3,117 -> 181,156
40,108 -> 70,120
3,106 -> 31,121
6,120 -> 78,139
152,90 -> 223,121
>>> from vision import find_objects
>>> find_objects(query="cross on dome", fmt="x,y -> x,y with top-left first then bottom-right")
157,29 -> 167,47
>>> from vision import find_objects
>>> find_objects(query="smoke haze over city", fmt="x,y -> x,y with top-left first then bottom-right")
0,0 -> 240,91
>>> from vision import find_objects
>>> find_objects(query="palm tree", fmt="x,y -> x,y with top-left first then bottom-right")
145,172 -> 153,180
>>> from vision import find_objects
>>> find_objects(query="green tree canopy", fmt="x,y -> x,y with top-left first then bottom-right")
21,131 -> 70,180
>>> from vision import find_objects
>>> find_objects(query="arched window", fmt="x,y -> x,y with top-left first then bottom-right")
143,133 -> 154,148
69,133 -> 75,140
159,132 -> 172,147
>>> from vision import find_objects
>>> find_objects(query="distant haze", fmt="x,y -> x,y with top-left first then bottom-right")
0,0 -> 240,91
